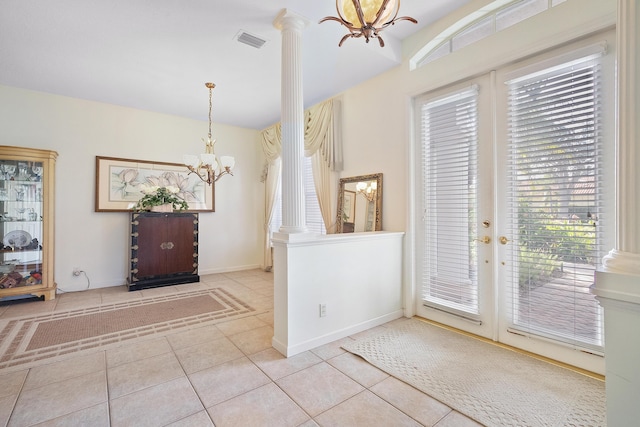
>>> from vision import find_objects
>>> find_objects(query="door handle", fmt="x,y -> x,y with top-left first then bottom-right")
499,236 -> 509,245
474,236 -> 491,244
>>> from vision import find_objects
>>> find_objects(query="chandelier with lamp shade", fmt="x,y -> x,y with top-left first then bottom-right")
183,83 -> 235,185
356,180 -> 377,202
320,0 -> 417,47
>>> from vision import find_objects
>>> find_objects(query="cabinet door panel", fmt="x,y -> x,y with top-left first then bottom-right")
165,215 -> 196,275
136,215 -> 168,278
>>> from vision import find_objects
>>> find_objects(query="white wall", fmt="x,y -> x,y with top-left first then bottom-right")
272,231 -> 405,356
0,85 -> 264,290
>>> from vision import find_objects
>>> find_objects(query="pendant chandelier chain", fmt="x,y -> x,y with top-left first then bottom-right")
207,83 -> 213,143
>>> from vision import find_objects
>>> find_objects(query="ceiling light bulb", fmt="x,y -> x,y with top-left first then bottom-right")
342,0 -> 397,24
321,0 -> 415,47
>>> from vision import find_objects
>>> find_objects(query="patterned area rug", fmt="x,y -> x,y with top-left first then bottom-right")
343,319 -> 605,427
0,287 -> 255,371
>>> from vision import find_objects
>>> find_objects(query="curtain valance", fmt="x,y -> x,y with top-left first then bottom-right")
260,98 -> 343,171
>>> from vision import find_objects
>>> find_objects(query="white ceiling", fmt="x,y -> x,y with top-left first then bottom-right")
0,0 -> 471,130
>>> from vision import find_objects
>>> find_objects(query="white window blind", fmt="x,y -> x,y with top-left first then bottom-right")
505,55 -> 604,352
270,156 -> 325,236
304,156 -> 326,234
418,87 -> 480,318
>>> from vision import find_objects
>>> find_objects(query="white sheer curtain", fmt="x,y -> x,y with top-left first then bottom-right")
304,99 -> 342,234
259,98 -> 343,270
260,125 -> 282,271
310,151 -> 334,232
261,158 -> 281,271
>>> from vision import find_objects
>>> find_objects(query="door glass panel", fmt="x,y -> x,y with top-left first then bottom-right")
0,160 -> 44,287
504,55 -> 604,351
418,87 -> 480,317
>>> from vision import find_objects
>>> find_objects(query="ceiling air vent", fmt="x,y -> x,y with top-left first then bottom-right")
236,31 -> 267,49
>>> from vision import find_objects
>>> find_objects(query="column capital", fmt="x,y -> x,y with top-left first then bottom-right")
273,9 -> 311,32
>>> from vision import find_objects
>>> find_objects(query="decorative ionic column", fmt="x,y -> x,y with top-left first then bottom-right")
593,1 -> 640,425
274,9 -> 309,234
272,9 -> 311,358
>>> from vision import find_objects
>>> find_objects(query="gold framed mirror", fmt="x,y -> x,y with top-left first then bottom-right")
336,173 -> 382,233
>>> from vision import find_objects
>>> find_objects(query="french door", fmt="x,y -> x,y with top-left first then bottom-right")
414,74 -> 496,340
414,33 -> 614,373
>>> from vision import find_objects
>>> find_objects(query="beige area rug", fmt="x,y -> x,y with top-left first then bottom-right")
0,287 -> 255,371
343,319 -> 605,427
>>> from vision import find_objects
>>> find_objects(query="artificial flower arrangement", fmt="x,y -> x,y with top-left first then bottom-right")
133,184 -> 189,211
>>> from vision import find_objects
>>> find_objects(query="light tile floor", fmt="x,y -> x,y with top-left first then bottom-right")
0,269 -> 481,427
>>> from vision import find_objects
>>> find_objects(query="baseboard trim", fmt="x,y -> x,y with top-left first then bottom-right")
272,310 -> 405,357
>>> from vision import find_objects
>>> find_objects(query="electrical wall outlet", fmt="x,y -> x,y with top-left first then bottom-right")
73,268 -> 81,277
319,303 -> 327,317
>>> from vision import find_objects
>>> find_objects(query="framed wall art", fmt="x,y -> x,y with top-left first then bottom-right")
95,156 -> 214,212
343,190 -> 356,223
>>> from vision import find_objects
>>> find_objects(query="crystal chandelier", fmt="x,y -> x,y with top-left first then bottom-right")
320,0 -> 417,47
183,83 -> 235,185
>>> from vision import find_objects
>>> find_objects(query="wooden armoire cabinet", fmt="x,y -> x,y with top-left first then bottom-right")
127,212 -> 199,291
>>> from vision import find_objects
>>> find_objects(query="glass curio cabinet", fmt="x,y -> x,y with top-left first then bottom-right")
0,146 -> 57,301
